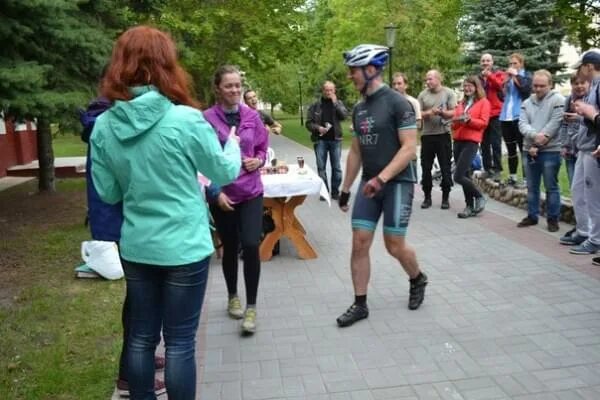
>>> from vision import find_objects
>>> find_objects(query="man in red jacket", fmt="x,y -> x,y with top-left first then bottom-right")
480,53 -> 506,181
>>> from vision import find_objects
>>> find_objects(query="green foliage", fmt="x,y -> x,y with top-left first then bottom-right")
556,0 -> 600,50
0,0 -> 127,128
460,0 -> 566,74
140,0 -> 308,105
296,0 -> 464,106
53,133 -> 87,157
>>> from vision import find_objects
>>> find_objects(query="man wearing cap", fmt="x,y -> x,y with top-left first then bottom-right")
336,44 -> 428,328
569,49 -> 600,258
305,81 -> 348,200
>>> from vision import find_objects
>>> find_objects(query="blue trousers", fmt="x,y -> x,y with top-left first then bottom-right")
523,151 -> 561,222
122,258 -> 209,400
314,139 -> 342,196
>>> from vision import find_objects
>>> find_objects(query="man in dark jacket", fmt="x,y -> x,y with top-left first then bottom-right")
305,81 -> 348,200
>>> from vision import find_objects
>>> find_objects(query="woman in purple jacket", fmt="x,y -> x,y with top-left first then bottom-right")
204,65 -> 269,334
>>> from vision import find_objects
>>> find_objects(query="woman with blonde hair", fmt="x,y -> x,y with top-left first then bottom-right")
91,26 -> 241,399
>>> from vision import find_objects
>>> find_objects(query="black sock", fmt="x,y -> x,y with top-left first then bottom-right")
410,272 -> 422,282
354,295 -> 367,307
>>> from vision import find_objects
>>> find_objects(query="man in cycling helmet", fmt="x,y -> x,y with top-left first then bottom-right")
336,44 -> 428,327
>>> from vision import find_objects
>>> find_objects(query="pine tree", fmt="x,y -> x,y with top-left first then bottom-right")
0,0 -> 126,191
556,0 -> 600,51
459,0 -> 566,74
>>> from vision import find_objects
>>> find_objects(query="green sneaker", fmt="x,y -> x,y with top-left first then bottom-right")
241,308 -> 257,334
227,296 -> 244,319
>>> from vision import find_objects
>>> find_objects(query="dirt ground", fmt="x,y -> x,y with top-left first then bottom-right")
0,179 -> 87,307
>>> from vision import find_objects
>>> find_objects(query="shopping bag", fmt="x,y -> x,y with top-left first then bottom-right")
80,240 -> 124,280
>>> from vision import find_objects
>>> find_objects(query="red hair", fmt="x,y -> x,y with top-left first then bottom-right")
101,26 -> 200,109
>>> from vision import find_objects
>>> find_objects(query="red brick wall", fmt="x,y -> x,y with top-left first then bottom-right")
0,120 -> 38,178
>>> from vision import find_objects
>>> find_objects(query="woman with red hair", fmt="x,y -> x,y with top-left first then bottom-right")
90,26 -> 241,399
452,75 -> 490,218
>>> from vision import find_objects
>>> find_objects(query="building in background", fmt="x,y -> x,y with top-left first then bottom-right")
0,115 -> 38,177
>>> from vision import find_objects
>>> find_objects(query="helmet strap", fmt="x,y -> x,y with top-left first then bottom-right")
360,66 -> 383,96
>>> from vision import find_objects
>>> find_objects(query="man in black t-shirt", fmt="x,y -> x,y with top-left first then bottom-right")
305,81 -> 348,200
335,44 -> 428,328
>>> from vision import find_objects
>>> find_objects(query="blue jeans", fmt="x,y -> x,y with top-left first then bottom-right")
523,151 -> 561,222
122,258 -> 210,400
314,140 -> 342,196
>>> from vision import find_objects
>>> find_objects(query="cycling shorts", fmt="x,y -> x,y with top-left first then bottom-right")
351,180 -> 414,236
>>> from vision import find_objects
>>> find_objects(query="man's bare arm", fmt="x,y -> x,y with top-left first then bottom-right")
341,137 -> 362,192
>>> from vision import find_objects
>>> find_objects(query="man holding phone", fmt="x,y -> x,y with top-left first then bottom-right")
568,49 -> 600,257
305,81 -> 349,200
558,73 -> 590,243
417,70 -> 457,209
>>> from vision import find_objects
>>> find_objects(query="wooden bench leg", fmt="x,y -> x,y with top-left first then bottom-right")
260,198 -> 284,261
282,196 -> 317,259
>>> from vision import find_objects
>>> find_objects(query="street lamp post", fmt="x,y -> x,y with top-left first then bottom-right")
384,23 -> 398,85
298,70 -> 305,126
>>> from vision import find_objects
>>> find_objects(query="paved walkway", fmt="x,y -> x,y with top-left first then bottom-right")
194,134 -> 600,400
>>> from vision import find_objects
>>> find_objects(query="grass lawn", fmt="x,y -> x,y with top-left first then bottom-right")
497,156 -> 572,197
0,179 -> 123,399
53,134 -> 87,157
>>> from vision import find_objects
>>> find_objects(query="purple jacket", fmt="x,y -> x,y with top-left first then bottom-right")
203,104 -> 269,203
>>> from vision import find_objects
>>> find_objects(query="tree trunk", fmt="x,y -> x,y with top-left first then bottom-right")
579,0 -> 589,51
37,117 -> 55,192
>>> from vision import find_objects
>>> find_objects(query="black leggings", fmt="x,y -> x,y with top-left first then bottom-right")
453,141 -> 483,207
501,120 -> 524,175
211,195 -> 263,305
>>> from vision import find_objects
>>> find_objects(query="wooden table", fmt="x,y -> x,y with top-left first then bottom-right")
259,165 -> 329,261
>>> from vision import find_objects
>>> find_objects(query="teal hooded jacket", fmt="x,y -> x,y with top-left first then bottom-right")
90,86 -> 241,266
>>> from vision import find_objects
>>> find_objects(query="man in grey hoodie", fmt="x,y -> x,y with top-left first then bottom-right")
517,69 -> 565,232
569,49 -> 600,257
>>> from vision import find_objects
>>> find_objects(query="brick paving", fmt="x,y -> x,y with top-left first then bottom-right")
119,133 -> 600,400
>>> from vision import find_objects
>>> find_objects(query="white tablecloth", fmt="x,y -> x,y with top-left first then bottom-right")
261,165 -> 330,205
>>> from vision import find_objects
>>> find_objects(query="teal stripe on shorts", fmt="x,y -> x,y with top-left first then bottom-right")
393,182 -> 403,228
352,219 -> 377,232
383,226 -> 408,236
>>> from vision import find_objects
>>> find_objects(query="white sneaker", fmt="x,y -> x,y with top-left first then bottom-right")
227,296 -> 244,319
241,308 -> 257,334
